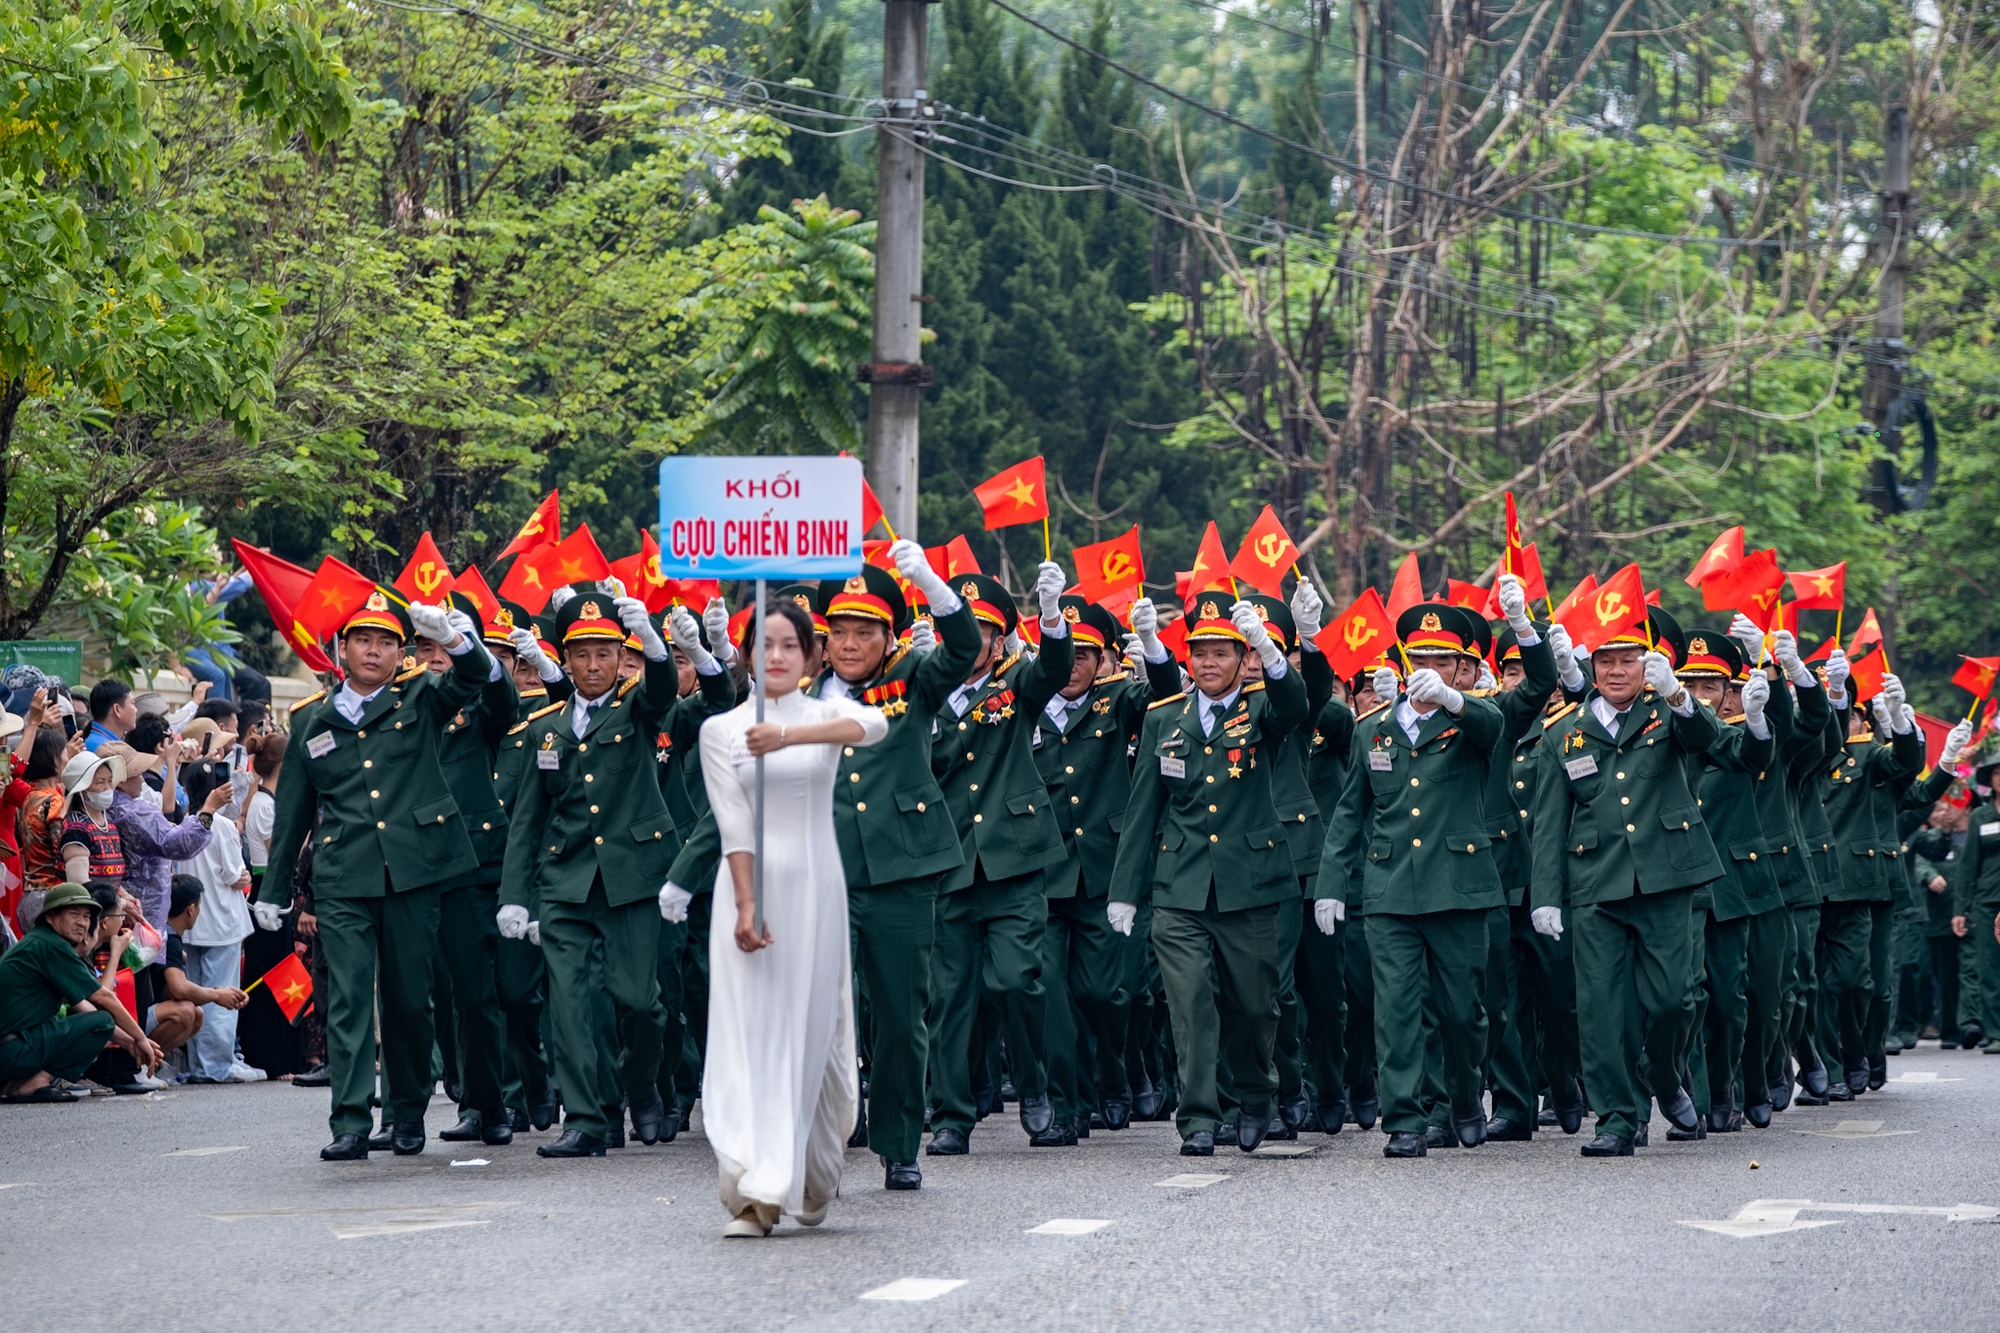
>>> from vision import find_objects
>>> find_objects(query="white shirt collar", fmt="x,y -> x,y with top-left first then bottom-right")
333,680 -> 387,724
572,687 -> 615,738
947,671 -> 992,718
1197,684 -> 1242,736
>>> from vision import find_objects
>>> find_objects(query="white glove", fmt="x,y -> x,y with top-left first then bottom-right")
1035,560 -> 1065,627
1372,665 -> 1400,702
1531,906 -> 1563,939
1496,573 -> 1532,634
526,920 -> 540,946
1290,581 -> 1324,642
1548,622 -> 1584,691
1900,703 -> 1918,735
667,606 -> 715,671
1769,629 -> 1810,684
445,609 -> 478,645
1406,668 -> 1464,714
1130,598 -> 1164,659
496,904 -> 529,939
618,596 -> 667,659
251,901 -> 284,933
659,883 -> 692,923
1005,629 -> 1027,660
909,619 -> 937,653
1233,601 -> 1283,671
1825,648 -> 1851,699
1643,650 -> 1681,701
1728,613 -> 1766,663
1475,660 -> 1497,692
1741,671 -> 1769,721
891,538 -> 953,607
408,601 -> 455,645
1871,692 -> 1893,735
1107,902 -> 1136,936
1313,899 -> 1341,936
1880,672 -> 1907,715
702,598 -> 737,663
1122,633 -> 1144,671
1942,719 -> 1975,767
507,626 -> 563,683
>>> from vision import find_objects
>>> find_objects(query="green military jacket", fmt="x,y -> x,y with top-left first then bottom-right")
1823,722 -> 1925,903
260,640 -> 497,906
1306,696 -> 1356,825
1785,697 -> 1846,904
1954,801 -> 2000,912
1032,653 -> 1184,900
435,667 -> 520,889
1267,649 -> 1336,889
1909,825 -> 1957,935
1325,701 -> 1385,907
1529,687 -> 1725,910
498,652 -> 682,911
1750,677 -> 1823,902
652,664 -> 738,863
1110,665 -> 1311,912
809,599 -> 982,890
932,628 -> 1076,891
1694,709 -> 1781,920
494,687 -> 569,916
1492,700 -> 1578,905
1325,692 -> 1507,915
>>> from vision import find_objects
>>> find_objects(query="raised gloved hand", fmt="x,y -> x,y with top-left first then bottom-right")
1122,633 -> 1144,672
1232,601 -> 1284,672
1531,906 -> 1563,939
1871,692 -> 1894,735
909,619 -> 937,654
251,901 -> 284,933
891,538 -> 954,609
1771,630 -> 1812,687
1728,613 -> 1766,664
1290,580 -> 1324,643
1825,647 -> 1851,698
1475,660 -> 1497,692
1035,560 -> 1065,628
1741,671 -> 1770,728
1643,650 -> 1682,702
1406,667 -> 1465,714
1548,622 -> 1585,691
526,920 -> 540,946
1130,598 -> 1164,660
667,606 -> 715,671
1496,573 -> 1532,634
446,608 -> 478,645
659,883 -> 692,924
407,601 -> 457,645
1107,902 -> 1137,936
1005,629 -> 1028,660
1313,899 -> 1342,936
1942,719 -> 1976,767
1901,702 -> 1919,735
497,904 -> 529,940
1372,665 -> 1400,702
507,626 -> 563,683
702,598 -> 737,664
1880,672 -> 1907,715
617,596 -> 666,659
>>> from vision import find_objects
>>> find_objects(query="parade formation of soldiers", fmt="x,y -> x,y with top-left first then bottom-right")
252,526 -> 1991,1183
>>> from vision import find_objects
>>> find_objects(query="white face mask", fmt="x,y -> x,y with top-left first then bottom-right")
83,788 -> 114,811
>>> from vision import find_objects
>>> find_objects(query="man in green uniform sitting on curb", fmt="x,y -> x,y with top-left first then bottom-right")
1530,605 -> 1723,1157
0,883 -> 163,1101
1110,594 -> 1309,1157
255,583 -> 500,1161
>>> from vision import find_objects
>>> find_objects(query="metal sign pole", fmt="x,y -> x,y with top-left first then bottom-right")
753,579 -> 766,936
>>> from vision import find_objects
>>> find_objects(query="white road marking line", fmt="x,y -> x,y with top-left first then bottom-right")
0,1183 -> 32,1190
1793,1119 -> 1916,1139
1027,1218 -> 1112,1235
449,1159 -> 490,1167
1251,1142 -> 1319,1158
1679,1198 -> 1999,1238
859,1278 -> 967,1302
331,1218 -> 492,1239
1154,1173 -> 1227,1188
162,1145 -> 247,1157
1888,1072 -> 1960,1083
207,1202 -> 517,1223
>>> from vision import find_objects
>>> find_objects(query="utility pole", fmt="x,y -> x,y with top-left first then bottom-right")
859,0 -> 937,541
1863,104 -> 1911,663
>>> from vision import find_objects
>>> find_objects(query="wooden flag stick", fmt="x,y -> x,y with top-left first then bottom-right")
1968,692 -> 1984,724
880,514 -> 898,542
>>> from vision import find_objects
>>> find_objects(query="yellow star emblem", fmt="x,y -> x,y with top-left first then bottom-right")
1004,476 -> 1039,511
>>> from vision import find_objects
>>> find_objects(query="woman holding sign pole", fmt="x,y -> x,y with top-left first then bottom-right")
700,598 -> 889,1237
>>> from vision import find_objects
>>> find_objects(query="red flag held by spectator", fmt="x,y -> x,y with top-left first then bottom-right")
230,540 -> 337,674
972,457 -> 1049,529
251,953 -> 314,1025
500,490 -> 560,559
1229,505 -> 1298,597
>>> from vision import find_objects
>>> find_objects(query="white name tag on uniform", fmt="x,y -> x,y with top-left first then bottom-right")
306,732 -> 337,759
1982,821 -> 2000,838
537,750 -> 561,770
1368,751 -> 1394,771
1565,756 -> 1599,780
1159,756 -> 1185,779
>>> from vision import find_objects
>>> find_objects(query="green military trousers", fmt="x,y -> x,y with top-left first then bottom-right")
493,932 -> 547,1118
1571,886 -> 1696,1141
1860,898 -> 1896,1063
318,885 -> 441,1138
1342,905 -> 1377,1112
1972,900 -> 2000,1041
1488,900 -> 1580,1127
1740,907 -> 1787,1113
1781,903 -> 1822,1088
852,876 -> 938,1163
1151,897 -> 1279,1139
1293,897 -> 1348,1124
1695,912 -> 1749,1116
435,881 -> 507,1121
1367,908 -> 1488,1136
1042,889 -> 1132,1128
668,891 -> 714,1112
928,868 -> 1046,1140
1815,900 -> 1874,1079
539,876 -> 664,1142
0,1010 -> 114,1084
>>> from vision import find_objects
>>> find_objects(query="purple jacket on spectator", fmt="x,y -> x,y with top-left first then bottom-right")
111,788 -> 212,932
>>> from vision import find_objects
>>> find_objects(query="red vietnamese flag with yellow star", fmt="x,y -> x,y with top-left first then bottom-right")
1787,562 -> 1846,611
1445,579 -> 1487,610
254,951 -> 314,1025
502,524 -> 614,612
454,564 -> 503,627
293,556 -> 379,647
1701,547 -> 1785,628
1384,553 -> 1425,619
1073,525 -> 1145,604
1186,522 -> 1235,602
923,535 -> 982,581
609,531 -> 674,614
1685,526 -> 1745,588
973,457 -> 1049,530
1228,505 -> 1298,598
1952,656 -> 2000,702
393,532 -> 456,606
230,540 -> 337,675
500,490 -> 561,559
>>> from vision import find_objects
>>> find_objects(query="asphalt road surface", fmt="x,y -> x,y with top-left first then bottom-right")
6,1043 -> 2000,1332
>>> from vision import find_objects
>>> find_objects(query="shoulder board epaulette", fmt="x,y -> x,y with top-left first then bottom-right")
994,651 -> 1023,676
1241,680 -> 1266,693
1098,670 -> 1131,685
882,643 -> 912,674
1465,687 -> 1497,699
289,688 -> 326,713
395,663 -> 426,683
1356,701 -> 1391,724
1544,701 -> 1579,726
1148,692 -> 1187,711
617,672 -> 642,698
1847,732 -> 1876,746
1723,713 -> 1748,725
528,700 -> 567,722
506,719 -> 531,735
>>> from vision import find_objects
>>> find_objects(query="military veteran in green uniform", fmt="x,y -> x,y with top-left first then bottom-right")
1529,607 -> 1723,1156
1110,595 -> 1308,1156
254,583 -> 501,1161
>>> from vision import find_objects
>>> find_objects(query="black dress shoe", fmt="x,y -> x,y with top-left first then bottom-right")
1453,1108 -> 1487,1147
1133,1075 -> 1164,1121
443,1080 -> 463,1106
1089,1109 -> 1106,1129
1422,1123 -> 1455,1149
536,1129 -> 607,1158
1580,1131 -> 1634,1157
439,1111 -> 484,1142
973,1079 -> 996,1120
528,1078 -> 558,1132
367,1122 -> 394,1152
1350,1079 -> 1380,1132
504,1106 -> 530,1133
1866,1055 -> 1887,1091
1074,1114 -> 1091,1141
1771,1078 -> 1793,1111
658,1103 -> 684,1144
629,1089 -> 667,1145
1706,1108 -> 1743,1133
1018,1092 -> 1055,1138
391,1122 -> 425,1156
1101,1094 -> 1131,1131
1383,1131 -> 1427,1158
1658,1087 -> 1698,1133
884,1159 -> 922,1190
1180,1130 -> 1215,1156
1846,1064 -> 1870,1095
606,1119 -> 627,1149
321,1134 -> 368,1161
1214,1120 -> 1239,1147
1828,1081 -> 1855,1102
1538,1105 -> 1560,1127
1484,1116 -> 1533,1142
1633,1122 -> 1649,1147
294,1065 -> 331,1088
1800,1059 -> 1831,1097
1316,1101 -> 1345,1135
482,1119 -> 514,1146
1237,1102 -> 1272,1152
1553,1080 -> 1586,1134
926,1127 -> 969,1156
1279,1090 -> 1310,1133
1744,1100 -> 1773,1129
1965,1025 -> 1987,1048
1027,1118 -> 1072,1147
1665,1119 -> 1706,1141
